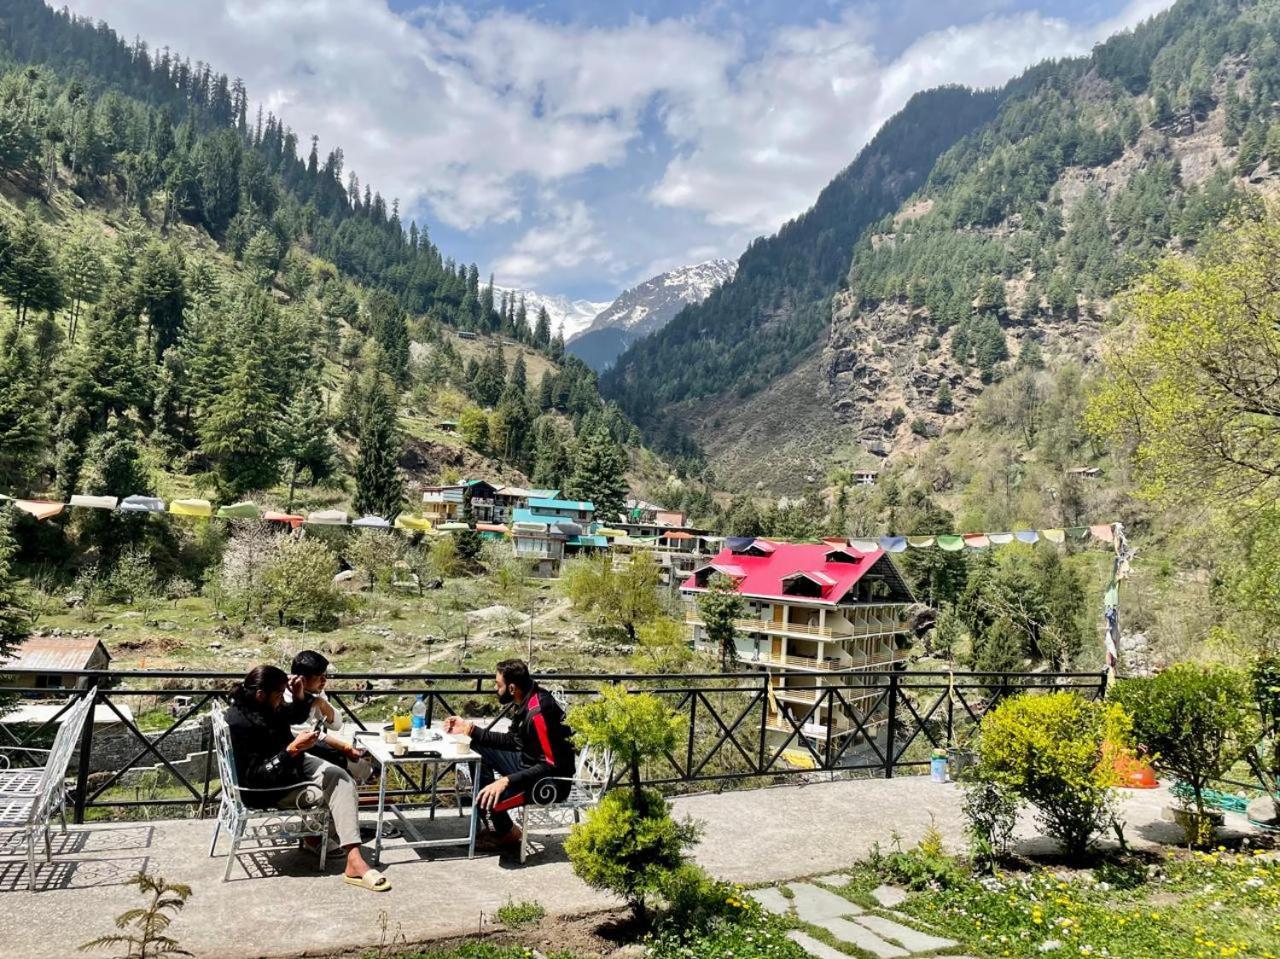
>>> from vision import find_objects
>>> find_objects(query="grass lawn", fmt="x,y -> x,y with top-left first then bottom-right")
812,846 -> 1280,959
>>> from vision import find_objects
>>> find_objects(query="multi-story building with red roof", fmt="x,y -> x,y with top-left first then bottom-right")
681,537 -> 918,751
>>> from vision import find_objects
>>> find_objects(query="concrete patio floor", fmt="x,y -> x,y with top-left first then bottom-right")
0,777 -> 1255,959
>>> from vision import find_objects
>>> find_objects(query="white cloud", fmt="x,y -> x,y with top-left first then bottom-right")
57,0 -> 1176,291
491,197 -> 616,286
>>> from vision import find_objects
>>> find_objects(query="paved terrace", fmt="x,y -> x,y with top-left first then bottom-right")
0,778 -> 1250,959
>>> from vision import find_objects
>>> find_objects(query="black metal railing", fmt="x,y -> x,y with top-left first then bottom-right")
0,667 -> 1107,822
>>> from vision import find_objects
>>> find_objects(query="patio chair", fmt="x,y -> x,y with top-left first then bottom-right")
0,693 -> 96,890
518,686 -> 613,864
208,702 -> 333,881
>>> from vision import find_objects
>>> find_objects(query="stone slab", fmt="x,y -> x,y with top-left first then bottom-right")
789,882 -> 863,922
813,872 -> 853,887
871,883 -> 908,907
747,886 -> 792,916
787,930 -> 854,959
855,914 -> 957,952
819,917 -> 910,958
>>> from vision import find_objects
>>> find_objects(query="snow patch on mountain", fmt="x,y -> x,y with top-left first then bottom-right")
574,258 -> 737,341
493,285 -> 610,341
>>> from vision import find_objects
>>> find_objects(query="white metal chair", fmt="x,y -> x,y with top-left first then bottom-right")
0,693 -> 96,890
518,686 -> 613,864
208,702 -> 333,881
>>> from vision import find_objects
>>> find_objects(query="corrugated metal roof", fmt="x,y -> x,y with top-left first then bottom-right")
2,637 -> 109,672
529,497 -> 594,512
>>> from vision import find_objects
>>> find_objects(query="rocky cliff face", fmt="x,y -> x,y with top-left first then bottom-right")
822,62 -> 1276,464
567,258 -> 736,370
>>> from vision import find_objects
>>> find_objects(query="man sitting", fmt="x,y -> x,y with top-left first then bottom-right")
285,650 -> 372,783
225,665 -> 389,892
444,658 -> 576,851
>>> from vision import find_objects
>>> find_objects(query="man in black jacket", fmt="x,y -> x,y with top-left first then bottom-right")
444,658 -> 575,850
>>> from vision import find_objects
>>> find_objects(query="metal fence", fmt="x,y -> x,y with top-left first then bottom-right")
0,667 -> 1108,822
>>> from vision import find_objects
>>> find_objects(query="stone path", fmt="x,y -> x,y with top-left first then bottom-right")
750,877 -> 970,959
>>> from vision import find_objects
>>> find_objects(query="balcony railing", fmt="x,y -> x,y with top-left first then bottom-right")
0,667 -> 1108,821
686,612 -> 911,641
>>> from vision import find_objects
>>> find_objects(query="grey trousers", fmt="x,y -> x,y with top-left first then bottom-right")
281,754 -> 362,849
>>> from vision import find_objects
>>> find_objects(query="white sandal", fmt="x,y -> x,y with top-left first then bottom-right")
343,868 -> 391,892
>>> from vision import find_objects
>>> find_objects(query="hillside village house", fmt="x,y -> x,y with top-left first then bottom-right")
512,497 -> 600,575
682,538 -> 916,749
0,636 -> 111,690
422,481 -> 561,525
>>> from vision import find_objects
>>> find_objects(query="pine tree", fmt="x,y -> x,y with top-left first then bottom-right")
200,346 -> 281,498
0,323 -> 49,493
534,306 -> 551,347
131,242 -> 186,361
0,208 -> 64,327
278,386 -> 337,511
508,353 -> 528,395
0,506 -> 32,671
78,422 -> 150,561
567,426 -> 627,520
60,227 -> 106,345
472,347 -> 505,407
353,373 -> 404,519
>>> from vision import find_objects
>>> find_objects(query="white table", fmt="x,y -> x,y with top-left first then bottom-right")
354,729 -> 482,865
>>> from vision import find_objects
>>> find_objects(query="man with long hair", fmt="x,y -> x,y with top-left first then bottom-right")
225,665 -> 390,891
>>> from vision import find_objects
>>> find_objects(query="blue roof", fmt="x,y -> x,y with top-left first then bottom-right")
567,535 -> 608,548
527,488 -> 560,499
529,497 -> 594,512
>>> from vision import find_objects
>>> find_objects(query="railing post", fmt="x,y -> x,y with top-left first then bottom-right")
73,679 -> 98,824
757,673 -> 769,774
883,671 -> 899,779
686,690 -> 698,777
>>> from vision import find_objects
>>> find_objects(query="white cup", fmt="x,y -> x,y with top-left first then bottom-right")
452,735 -> 471,756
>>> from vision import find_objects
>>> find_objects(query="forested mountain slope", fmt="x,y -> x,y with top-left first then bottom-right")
600,85 -> 1000,458
0,0 -> 643,521
823,0 -> 1274,461
616,0 -> 1280,491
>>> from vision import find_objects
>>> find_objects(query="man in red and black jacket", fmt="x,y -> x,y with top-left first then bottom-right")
444,658 -> 576,850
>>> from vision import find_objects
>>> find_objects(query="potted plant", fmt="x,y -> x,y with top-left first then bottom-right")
1113,664 -> 1257,846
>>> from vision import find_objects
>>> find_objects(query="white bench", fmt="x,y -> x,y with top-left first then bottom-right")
209,703 -> 334,881
0,693 -> 96,890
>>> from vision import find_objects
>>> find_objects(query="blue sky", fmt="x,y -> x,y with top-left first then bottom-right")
63,0 -> 1172,301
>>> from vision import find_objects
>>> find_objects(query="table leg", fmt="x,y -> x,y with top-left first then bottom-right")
467,758 -> 480,859
429,760 -> 438,820
373,760 -> 389,867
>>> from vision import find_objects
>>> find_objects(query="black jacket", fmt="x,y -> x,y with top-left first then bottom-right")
471,684 -> 576,796
225,701 -> 304,808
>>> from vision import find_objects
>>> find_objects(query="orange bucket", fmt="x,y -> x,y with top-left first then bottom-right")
1113,751 -> 1159,789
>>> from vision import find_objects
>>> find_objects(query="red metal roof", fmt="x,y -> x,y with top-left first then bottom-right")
2,636 -> 110,672
683,542 -> 884,605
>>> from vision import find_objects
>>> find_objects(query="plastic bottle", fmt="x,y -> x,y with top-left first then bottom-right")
411,695 -> 428,742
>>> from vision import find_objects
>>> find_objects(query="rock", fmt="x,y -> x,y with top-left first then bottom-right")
606,946 -> 645,959
1247,796 -> 1279,828
871,884 -> 908,908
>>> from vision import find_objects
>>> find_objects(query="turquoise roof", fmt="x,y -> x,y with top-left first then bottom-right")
567,534 -> 608,548
529,497 -> 594,512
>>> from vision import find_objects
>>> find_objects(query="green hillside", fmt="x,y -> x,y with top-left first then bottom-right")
600,84 -> 1000,459
0,0 -> 646,522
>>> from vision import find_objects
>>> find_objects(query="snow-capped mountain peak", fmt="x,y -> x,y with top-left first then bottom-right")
578,258 -> 736,339
492,285 -> 610,341
564,258 -> 737,371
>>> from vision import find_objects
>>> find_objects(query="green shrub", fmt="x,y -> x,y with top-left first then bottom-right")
1113,664 -> 1257,845
646,866 -> 807,959
873,824 -> 966,890
494,898 -> 544,929
564,787 -> 701,917
974,691 -> 1129,860
961,781 -> 1019,872
566,687 -> 698,919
